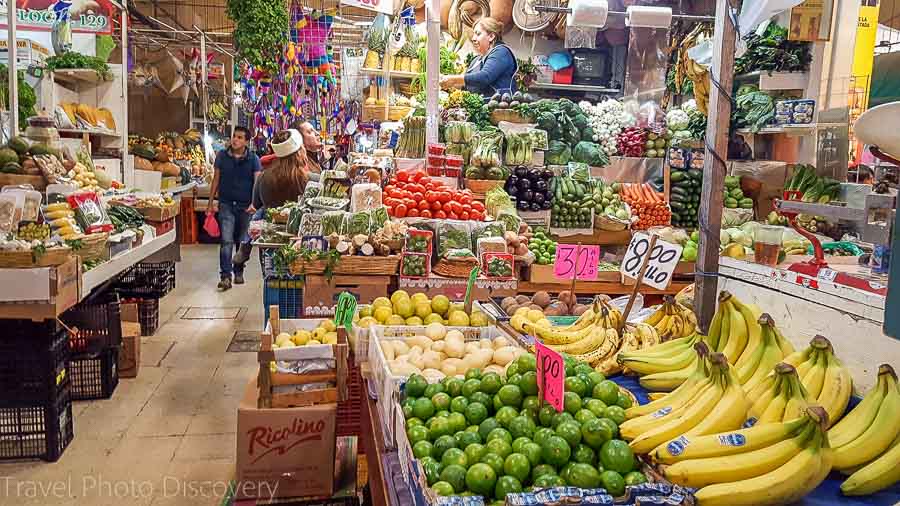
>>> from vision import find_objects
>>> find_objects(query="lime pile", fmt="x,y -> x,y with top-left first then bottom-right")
357,290 -> 489,328
401,354 -> 645,503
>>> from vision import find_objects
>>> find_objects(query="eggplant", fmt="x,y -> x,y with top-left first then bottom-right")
530,202 -> 542,211
528,168 -> 543,182
541,200 -> 552,210
507,175 -> 519,188
514,166 -> 528,178
520,190 -> 534,202
534,180 -> 548,192
542,168 -> 554,180
517,199 -> 530,210
534,192 -> 545,204
517,179 -> 531,191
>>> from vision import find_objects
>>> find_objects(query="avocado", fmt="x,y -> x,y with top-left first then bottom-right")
487,100 -> 500,110
513,91 -> 523,101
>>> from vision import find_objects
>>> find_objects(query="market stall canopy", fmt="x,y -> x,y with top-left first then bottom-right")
854,101 -> 900,160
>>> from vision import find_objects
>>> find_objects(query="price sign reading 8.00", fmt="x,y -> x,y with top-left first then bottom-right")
620,232 -> 683,290
553,244 -> 601,281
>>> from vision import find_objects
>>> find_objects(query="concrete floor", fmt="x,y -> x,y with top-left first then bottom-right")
0,244 -> 262,506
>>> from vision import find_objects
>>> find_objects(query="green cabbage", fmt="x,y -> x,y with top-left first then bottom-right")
546,141 -> 571,165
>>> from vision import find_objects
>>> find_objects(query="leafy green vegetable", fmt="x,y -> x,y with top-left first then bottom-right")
0,64 -> 35,125
735,23 -> 811,74
227,0 -> 289,72
45,52 -> 111,80
547,141 -> 572,165
572,141 -> 609,167
733,86 -> 775,133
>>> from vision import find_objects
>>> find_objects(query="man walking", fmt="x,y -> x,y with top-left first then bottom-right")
207,127 -> 260,290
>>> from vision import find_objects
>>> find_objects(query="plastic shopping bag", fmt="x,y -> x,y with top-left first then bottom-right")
204,211 -> 220,238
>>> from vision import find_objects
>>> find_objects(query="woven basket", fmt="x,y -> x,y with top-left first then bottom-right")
388,106 -> 413,121
0,247 -> 72,268
465,179 -> 505,195
490,109 -> 531,125
432,257 -> 479,278
290,255 -> 400,276
77,233 -> 109,262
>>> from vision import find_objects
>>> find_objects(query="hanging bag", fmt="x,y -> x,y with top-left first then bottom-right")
204,211 -> 220,238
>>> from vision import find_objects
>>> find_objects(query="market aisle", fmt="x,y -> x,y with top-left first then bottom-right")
0,244 -> 261,506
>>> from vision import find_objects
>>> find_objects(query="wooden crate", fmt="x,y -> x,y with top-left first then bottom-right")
257,306 -> 348,409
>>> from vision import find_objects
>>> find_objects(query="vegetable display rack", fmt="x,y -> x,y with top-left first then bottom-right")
257,306 -> 349,409
289,255 -> 400,277
0,247 -> 72,268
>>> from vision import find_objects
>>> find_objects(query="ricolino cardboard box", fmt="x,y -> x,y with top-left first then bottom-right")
235,379 -> 336,500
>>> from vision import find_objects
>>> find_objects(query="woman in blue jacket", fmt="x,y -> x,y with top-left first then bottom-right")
440,17 -> 517,97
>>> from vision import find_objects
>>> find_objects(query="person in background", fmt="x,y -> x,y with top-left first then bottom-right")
438,17 -> 517,97
295,121 -> 325,173
856,165 -> 874,185
207,126 -> 260,291
253,129 -> 315,209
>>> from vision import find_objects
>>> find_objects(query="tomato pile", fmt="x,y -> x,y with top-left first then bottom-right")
384,170 -> 486,220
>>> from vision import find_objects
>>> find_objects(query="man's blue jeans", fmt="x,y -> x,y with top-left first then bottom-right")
218,200 -> 251,278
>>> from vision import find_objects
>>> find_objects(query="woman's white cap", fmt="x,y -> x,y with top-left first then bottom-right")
272,129 -> 303,158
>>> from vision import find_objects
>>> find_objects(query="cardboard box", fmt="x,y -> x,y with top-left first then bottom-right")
0,257 -> 80,319
302,275 -> 390,317
118,303 -> 141,378
235,379 -> 336,500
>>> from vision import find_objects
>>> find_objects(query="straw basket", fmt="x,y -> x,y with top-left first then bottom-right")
388,106 -> 413,121
490,109 -> 531,125
0,247 -> 72,268
290,255 -> 400,277
77,233 -> 109,262
465,179 -> 505,195
432,257 -> 479,278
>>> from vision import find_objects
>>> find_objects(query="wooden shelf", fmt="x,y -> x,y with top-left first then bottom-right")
517,280 -> 690,296
52,69 -> 112,87
58,128 -> 121,139
360,68 -> 418,79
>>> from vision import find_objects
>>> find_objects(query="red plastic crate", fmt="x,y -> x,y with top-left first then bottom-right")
150,219 -> 175,237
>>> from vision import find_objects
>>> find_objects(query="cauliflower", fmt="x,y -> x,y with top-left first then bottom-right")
580,99 -> 635,155
666,109 -> 690,131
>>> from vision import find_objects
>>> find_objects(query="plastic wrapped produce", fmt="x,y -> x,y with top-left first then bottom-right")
437,220 -> 473,258
321,211 -> 346,236
350,183 -> 382,212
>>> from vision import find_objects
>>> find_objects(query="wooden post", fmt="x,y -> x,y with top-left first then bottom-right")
569,243 -> 581,314
623,235 -> 657,323
6,0 -> 17,137
424,0 -> 440,143
695,0 -> 740,332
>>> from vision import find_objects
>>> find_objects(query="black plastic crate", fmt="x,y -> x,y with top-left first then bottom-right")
62,291 -> 122,354
137,298 -> 159,336
114,261 -> 176,298
0,327 -> 69,407
0,388 -> 73,462
69,348 -> 118,401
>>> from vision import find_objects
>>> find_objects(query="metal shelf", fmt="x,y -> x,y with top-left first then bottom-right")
529,82 -> 621,93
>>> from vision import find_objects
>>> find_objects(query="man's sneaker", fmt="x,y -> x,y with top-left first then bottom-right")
217,277 -> 232,291
233,243 -> 251,265
233,273 -> 245,285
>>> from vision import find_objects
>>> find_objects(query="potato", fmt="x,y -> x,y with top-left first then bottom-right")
407,346 -> 423,368
471,348 -> 494,369
484,364 -> 505,376
444,334 -> 466,359
380,340 -> 395,361
465,342 -> 480,355
391,360 -> 421,376
441,358 -> 464,376
431,340 -> 447,353
492,336 -> 511,349
405,335 -> 433,351
492,346 -> 519,366
421,368 -> 446,382
422,350 -> 443,370
479,338 -> 493,350
392,341 -> 410,356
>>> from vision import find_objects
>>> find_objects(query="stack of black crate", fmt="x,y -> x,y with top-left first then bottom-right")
63,290 -> 122,401
113,261 -> 176,336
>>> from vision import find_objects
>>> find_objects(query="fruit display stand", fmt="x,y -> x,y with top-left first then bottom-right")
398,275 -> 517,301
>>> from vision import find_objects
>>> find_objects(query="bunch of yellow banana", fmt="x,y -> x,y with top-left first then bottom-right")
594,322 -> 661,376
656,406 -> 833,506
518,304 -> 622,368
710,291 -> 794,366
624,342 -> 710,420
745,362 -> 812,426
644,295 -> 697,340
782,336 -> 852,428
617,333 -> 705,387
622,351 -> 750,455
597,299 -> 624,330
183,128 -> 201,143
829,365 -> 900,495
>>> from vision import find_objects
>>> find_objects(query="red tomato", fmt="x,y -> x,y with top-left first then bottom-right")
419,176 -> 432,185
431,201 -> 442,211
418,200 -> 430,211
461,203 -> 472,213
442,202 -> 454,212
397,171 -> 410,183
425,191 -> 438,203
395,204 -> 408,217
408,208 -> 420,217
386,206 -> 394,216
472,201 -> 485,212
460,211 -> 470,220
448,212 -> 459,220
438,192 -> 451,204
420,210 -> 432,218
450,201 -> 463,215
458,193 -> 473,205
404,198 -> 417,209
435,210 -> 447,219
411,171 -> 424,182
470,211 -> 484,221
412,192 -> 425,202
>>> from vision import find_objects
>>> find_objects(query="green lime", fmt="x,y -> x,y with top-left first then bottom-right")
533,427 -> 555,447
484,438 -> 512,459
413,398 -> 435,420
428,417 -> 452,440
465,368 -> 483,381
406,417 -> 424,430
446,378 -> 465,397
512,437 -> 531,454
586,399 -> 608,418
478,418 -> 501,441
508,416 -> 536,440
406,374 -> 428,397
413,440 -> 433,459
593,380 -> 619,405
575,409 -> 597,425
522,396 -> 541,415
402,403 -> 414,419
431,434 -> 458,459
503,453 -> 531,482
421,457 -> 442,485
603,405 -> 627,425
492,394 -> 504,413
440,464 -> 468,493
456,430 -> 481,448
436,410 -> 451,419
518,371 -> 539,396
540,435 -> 571,467
533,473 -> 565,488
597,418 -> 619,440
441,447 -> 468,469
588,372 -> 606,387
480,452 -> 505,475
451,396 -> 470,414
567,463 -> 601,489
573,363 -> 594,377
466,425 -> 480,434
447,412 -> 468,434
521,442 -> 543,467
531,464 -> 557,482
432,392 -> 452,412
519,407 -> 537,425
538,405 -> 556,427
462,378 -> 482,398
486,428 -> 513,444
465,402 -> 489,426
424,383 -> 446,399
480,373 -> 503,394
578,372 -> 596,393
432,481 -> 455,496
616,391 -> 633,410
600,440 -> 635,474
551,411 -> 575,429
494,475 -> 522,500
573,443 -> 597,465
505,361 -> 520,378
498,384 -> 524,408
555,421 -> 582,448
581,418 -> 614,450
600,470 -> 625,497
563,356 -> 577,377
465,462 -> 497,497
563,392 -> 582,415
559,462 -> 577,484
495,406 -> 518,428
470,392 -> 492,410
564,376 -> 587,397
465,443 -> 487,464
506,374 -> 523,388
516,354 -> 536,373
408,425 -> 429,444
624,471 -> 647,486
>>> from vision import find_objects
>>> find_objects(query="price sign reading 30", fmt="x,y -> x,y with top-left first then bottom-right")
620,232 -> 683,290
553,244 -> 601,281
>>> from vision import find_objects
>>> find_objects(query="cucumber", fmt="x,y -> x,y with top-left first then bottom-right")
688,169 -> 703,180
670,170 -> 687,183
670,186 -> 689,197
670,201 -> 686,211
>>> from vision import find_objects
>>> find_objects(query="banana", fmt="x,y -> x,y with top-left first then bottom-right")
620,379 -> 715,440
547,327 -> 609,355
832,369 -> 900,471
801,350 -> 827,400
618,333 -> 697,360
692,429 -> 831,506
645,305 -> 665,326
525,320 -> 595,345
735,313 -> 778,387
772,325 -> 796,357
554,301 -> 598,332
731,297 -> 763,371
757,390 -> 788,425
626,344 -> 711,418
684,380 -> 750,437
654,415 -> 811,464
720,297 -> 748,365
781,366 -> 812,422
706,299 -> 724,351
663,423 -> 816,488
573,329 -> 621,366
747,374 -> 780,422
829,365 -> 893,448
633,323 -> 660,348
639,357 -> 699,391
648,392 -> 666,401
816,351 -> 852,429
717,297 -> 732,353
841,431 -> 900,496
619,343 -> 699,375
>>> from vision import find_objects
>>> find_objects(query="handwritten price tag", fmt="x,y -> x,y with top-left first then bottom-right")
535,341 -> 565,412
553,244 -> 601,281
334,292 -> 358,332
620,232 -> 683,290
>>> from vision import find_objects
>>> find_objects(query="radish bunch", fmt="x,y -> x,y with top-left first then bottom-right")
616,127 -> 647,157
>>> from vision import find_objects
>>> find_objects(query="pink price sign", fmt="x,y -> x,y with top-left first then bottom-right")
535,341 -> 565,412
553,244 -> 601,281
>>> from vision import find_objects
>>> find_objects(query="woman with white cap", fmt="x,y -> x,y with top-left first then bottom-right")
252,128 -> 316,212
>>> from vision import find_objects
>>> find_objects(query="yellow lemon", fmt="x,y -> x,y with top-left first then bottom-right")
324,332 -> 338,344
536,318 -> 552,328
307,339 -> 322,345
406,316 -> 424,326
275,332 -> 293,347
390,290 -> 410,305
415,301 -> 433,319
280,340 -> 297,348
510,314 -> 527,332
424,313 -> 444,325
321,320 -> 337,333
386,314 -> 407,326
292,331 -> 309,346
374,306 -> 393,323
514,307 -> 531,317
448,311 -> 470,327
431,295 -> 450,316
358,305 -> 374,318
373,297 -> 392,310
358,316 -> 378,328
470,311 -> 489,327
394,299 -> 414,319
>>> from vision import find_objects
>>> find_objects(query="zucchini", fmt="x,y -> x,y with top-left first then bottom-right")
670,186 -> 689,197
688,169 -> 703,181
670,170 -> 687,183
670,201 -> 686,211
